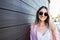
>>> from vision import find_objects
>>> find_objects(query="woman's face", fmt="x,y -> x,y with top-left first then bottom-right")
38,8 -> 48,22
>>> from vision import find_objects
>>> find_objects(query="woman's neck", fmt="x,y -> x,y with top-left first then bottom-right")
39,21 -> 46,27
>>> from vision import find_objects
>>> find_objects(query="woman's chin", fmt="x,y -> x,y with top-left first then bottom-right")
40,19 -> 46,21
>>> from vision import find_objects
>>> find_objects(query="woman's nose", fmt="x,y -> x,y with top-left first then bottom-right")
42,14 -> 44,16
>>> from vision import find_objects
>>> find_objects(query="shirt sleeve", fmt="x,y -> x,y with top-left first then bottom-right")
30,24 -> 34,40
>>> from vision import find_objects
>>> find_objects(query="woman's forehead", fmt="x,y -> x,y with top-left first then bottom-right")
39,8 -> 48,12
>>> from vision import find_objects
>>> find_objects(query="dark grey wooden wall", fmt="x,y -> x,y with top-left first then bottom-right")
0,0 -> 49,40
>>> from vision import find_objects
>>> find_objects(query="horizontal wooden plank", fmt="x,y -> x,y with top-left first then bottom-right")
0,0 -> 36,15
0,24 -> 30,40
0,9 -> 35,27
20,0 -> 39,9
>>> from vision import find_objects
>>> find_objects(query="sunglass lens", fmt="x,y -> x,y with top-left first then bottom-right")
45,13 -> 48,16
39,12 -> 43,15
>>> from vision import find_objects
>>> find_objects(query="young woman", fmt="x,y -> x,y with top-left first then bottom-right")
30,6 -> 59,40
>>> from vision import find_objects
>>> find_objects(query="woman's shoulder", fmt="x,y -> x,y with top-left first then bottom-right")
30,23 -> 38,30
31,23 -> 38,27
49,22 -> 56,29
49,22 -> 59,32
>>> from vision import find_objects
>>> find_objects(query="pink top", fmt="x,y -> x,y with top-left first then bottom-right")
30,24 -> 56,40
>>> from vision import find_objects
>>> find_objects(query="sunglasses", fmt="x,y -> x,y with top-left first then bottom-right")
39,12 -> 48,16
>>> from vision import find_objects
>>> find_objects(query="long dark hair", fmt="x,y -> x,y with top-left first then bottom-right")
35,6 -> 49,26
